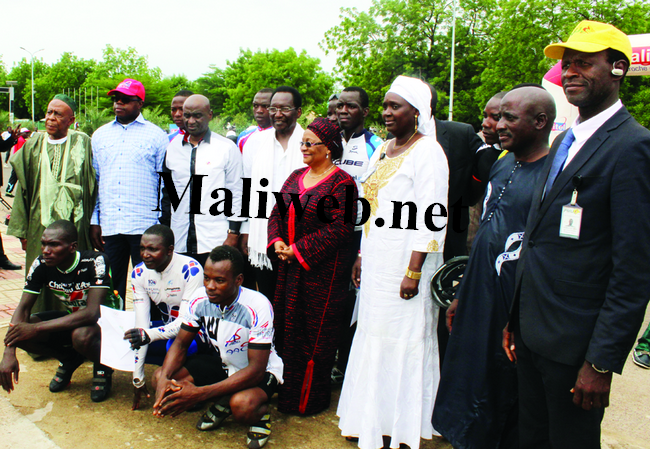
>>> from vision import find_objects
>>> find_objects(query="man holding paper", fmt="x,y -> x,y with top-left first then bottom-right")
123,225 -> 204,410
0,220 -> 121,402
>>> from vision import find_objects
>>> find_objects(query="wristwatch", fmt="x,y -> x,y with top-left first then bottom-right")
227,229 -> 240,236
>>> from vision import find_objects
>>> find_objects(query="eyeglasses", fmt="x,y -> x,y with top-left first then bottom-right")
112,95 -> 141,104
300,141 -> 325,148
268,107 -> 295,114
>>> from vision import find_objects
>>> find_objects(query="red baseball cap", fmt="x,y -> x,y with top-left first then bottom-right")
107,78 -> 145,101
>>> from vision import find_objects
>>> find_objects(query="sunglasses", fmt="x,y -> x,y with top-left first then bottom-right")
112,95 -> 141,104
300,141 -> 325,148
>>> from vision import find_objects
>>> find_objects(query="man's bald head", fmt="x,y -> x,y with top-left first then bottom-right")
183,94 -> 213,140
184,94 -> 211,111
497,86 -> 556,159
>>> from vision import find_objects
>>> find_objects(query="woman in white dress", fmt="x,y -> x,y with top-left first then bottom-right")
337,76 -> 449,449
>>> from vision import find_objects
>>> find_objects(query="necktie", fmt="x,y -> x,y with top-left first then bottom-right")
544,129 -> 575,196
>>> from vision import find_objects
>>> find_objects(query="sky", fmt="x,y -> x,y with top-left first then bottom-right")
2,0 -> 375,80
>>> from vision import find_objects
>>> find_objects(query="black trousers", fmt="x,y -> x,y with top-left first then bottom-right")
515,331 -> 604,449
253,262 -> 278,302
103,234 -> 143,303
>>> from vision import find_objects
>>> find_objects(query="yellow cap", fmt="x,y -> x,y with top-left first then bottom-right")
544,20 -> 632,63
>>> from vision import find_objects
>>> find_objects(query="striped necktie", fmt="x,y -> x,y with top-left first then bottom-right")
544,129 -> 575,197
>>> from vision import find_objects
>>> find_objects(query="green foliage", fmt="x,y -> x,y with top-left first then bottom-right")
142,105 -> 171,133
196,67 -> 228,115
197,48 -> 334,119
6,46 -> 195,123
78,109 -> 111,136
324,0 -> 650,128
0,111 -> 9,129
8,57 -> 50,120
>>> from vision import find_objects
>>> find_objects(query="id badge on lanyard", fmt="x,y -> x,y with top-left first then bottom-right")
559,188 -> 582,240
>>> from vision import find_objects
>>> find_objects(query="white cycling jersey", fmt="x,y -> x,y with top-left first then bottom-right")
131,253 -> 203,387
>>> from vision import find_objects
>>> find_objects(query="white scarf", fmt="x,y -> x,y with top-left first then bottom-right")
248,124 -> 305,269
387,75 -> 437,137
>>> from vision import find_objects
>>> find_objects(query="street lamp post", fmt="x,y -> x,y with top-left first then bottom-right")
20,47 -> 44,123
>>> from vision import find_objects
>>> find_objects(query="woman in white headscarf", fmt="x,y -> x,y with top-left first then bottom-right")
337,76 -> 449,449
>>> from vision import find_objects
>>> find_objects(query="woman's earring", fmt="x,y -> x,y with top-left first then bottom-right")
326,153 -> 330,158
414,114 -> 419,133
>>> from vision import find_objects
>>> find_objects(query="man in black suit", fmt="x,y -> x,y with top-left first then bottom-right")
503,21 -> 650,448
432,92 -> 485,261
429,85 -> 494,364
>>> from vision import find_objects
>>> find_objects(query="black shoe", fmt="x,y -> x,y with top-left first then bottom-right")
0,258 -> 21,270
49,353 -> 85,392
90,364 -> 113,402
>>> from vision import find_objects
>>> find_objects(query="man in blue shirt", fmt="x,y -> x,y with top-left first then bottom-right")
90,78 -> 169,301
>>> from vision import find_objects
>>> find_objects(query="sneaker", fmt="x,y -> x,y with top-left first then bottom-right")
196,403 -> 232,431
247,413 -> 271,449
90,364 -> 113,402
633,350 -> 650,369
49,353 -> 85,392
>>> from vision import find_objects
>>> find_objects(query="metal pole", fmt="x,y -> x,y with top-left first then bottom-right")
20,47 -> 44,123
8,86 -> 15,124
448,0 -> 457,121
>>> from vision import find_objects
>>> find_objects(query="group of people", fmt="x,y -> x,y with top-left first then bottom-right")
1,19 -> 649,449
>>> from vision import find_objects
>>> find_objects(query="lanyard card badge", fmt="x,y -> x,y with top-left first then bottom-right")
559,176 -> 583,240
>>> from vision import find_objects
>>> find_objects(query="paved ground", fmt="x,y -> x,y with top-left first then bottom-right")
1,182 -> 649,449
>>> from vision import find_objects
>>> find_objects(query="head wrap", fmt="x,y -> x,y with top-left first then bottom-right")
387,75 -> 436,137
53,94 -> 77,113
307,117 -> 343,160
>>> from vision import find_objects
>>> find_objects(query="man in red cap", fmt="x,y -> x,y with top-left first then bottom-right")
90,78 -> 169,301
503,21 -> 650,447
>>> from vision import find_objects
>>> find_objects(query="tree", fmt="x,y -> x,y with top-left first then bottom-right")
195,66 -> 227,115
323,0 -> 650,128
476,0 -> 650,118
8,58 -> 50,120
200,48 -> 334,120
91,45 -> 160,80
34,53 -> 96,117
323,0 -> 487,125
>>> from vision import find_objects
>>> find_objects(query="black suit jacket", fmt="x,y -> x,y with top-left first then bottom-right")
435,119 -> 485,261
513,107 -> 650,373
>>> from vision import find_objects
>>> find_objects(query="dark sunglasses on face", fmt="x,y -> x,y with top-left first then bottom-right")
112,95 -> 141,104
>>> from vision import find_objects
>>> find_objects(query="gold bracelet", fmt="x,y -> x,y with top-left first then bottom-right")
405,268 -> 422,280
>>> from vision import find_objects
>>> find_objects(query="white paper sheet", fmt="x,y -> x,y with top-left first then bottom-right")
98,305 -> 136,372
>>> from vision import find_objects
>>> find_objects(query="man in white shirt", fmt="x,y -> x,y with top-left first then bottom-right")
240,86 -> 305,301
123,225 -> 204,410
161,95 -> 243,266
